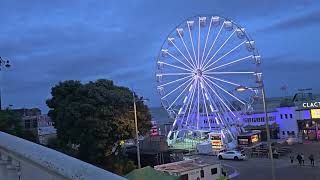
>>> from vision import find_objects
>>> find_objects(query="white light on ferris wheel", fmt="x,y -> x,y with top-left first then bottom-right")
215,117 -> 220,125
200,82 -> 204,89
205,93 -> 209,100
183,96 -> 188,103
210,105 -> 214,112
221,130 -> 225,138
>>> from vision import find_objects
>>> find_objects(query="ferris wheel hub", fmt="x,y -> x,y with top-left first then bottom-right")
194,69 -> 203,78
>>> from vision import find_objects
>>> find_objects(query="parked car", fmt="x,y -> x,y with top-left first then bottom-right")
218,150 -> 247,160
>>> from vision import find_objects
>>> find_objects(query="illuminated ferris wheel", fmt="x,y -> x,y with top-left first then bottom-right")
156,15 -> 262,145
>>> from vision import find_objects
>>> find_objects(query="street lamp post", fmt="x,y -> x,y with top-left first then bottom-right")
236,83 -> 276,180
0,57 -> 11,110
133,93 -> 141,169
132,92 -> 149,169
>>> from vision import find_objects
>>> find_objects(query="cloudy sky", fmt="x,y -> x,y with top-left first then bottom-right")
0,0 -> 319,112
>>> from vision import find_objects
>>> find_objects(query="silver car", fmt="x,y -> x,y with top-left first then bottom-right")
218,150 -> 247,160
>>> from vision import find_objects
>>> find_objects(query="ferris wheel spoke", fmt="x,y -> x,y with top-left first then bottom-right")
217,85 -> 241,112
200,17 -> 213,70
185,79 -> 198,126
203,55 -> 252,73
187,22 -> 198,67
169,40 -> 197,69
161,77 -> 193,99
197,80 -> 200,129
202,23 -> 224,68
167,52 -> 194,70
205,71 -> 255,75
158,75 -> 193,88
203,75 -> 241,87
158,72 -> 193,76
202,30 -> 236,70
176,31 -> 197,69
197,18 -> 201,69
202,86 -> 222,126
203,41 -> 246,71
158,61 -> 193,72
200,81 -> 211,130
179,80 -> 197,126
202,78 -> 236,117
167,78 -> 195,110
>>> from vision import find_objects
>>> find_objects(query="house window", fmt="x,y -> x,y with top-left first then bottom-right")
292,131 -> 295,135
211,168 -> 217,175
282,131 -> 285,135
25,120 -> 31,129
280,114 -> 283,119
200,170 -> 204,178
287,131 -> 290,135
290,114 -> 293,118
32,119 -> 38,128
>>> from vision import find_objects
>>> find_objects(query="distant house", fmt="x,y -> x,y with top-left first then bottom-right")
12,108 -> 56,145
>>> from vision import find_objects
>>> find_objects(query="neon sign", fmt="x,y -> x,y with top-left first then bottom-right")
303,102 -> 320,108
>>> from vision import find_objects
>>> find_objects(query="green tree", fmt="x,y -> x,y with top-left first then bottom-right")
46,79 -> 152,165
0,109 -> 23,136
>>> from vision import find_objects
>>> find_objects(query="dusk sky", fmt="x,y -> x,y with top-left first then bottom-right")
0,0 -> 319,112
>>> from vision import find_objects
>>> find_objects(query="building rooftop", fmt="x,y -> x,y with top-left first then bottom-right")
154,159 -> 216,173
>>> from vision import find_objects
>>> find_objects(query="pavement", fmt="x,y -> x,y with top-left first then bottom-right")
193,154 -> 320,180
188,141 -> 320,179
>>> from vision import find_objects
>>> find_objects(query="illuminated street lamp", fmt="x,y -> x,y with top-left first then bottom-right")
235,83 -> 276,180
132,92 -> 149,169
0,57 -> 11,110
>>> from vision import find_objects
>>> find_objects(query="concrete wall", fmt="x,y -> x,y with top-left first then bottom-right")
276,107 -> 299,139
0,132 -> 126,180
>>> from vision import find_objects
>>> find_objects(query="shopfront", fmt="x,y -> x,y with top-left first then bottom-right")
297,108 -> 320,140
237,131 -> 261,147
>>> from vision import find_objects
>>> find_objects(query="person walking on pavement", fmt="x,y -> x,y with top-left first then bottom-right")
309,154 -> 315,167
301,153 -> 305,166
297,153 -> 302,165
290,155 -> 294,164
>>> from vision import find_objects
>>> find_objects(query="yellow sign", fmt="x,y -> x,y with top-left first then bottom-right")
211,140 -> 222,149
311,109 -> 320,119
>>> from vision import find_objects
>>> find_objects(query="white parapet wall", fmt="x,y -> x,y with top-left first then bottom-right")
0,131 -> 126,180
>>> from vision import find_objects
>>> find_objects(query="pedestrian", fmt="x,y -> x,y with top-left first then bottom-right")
301,153 -> 305,166
297,154 -> 302,165
290,155 -> 294,164
309,154 -> 315,167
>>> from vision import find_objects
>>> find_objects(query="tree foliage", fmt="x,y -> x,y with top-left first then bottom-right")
46,79 -> 152,164
0,109 -> 23,136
